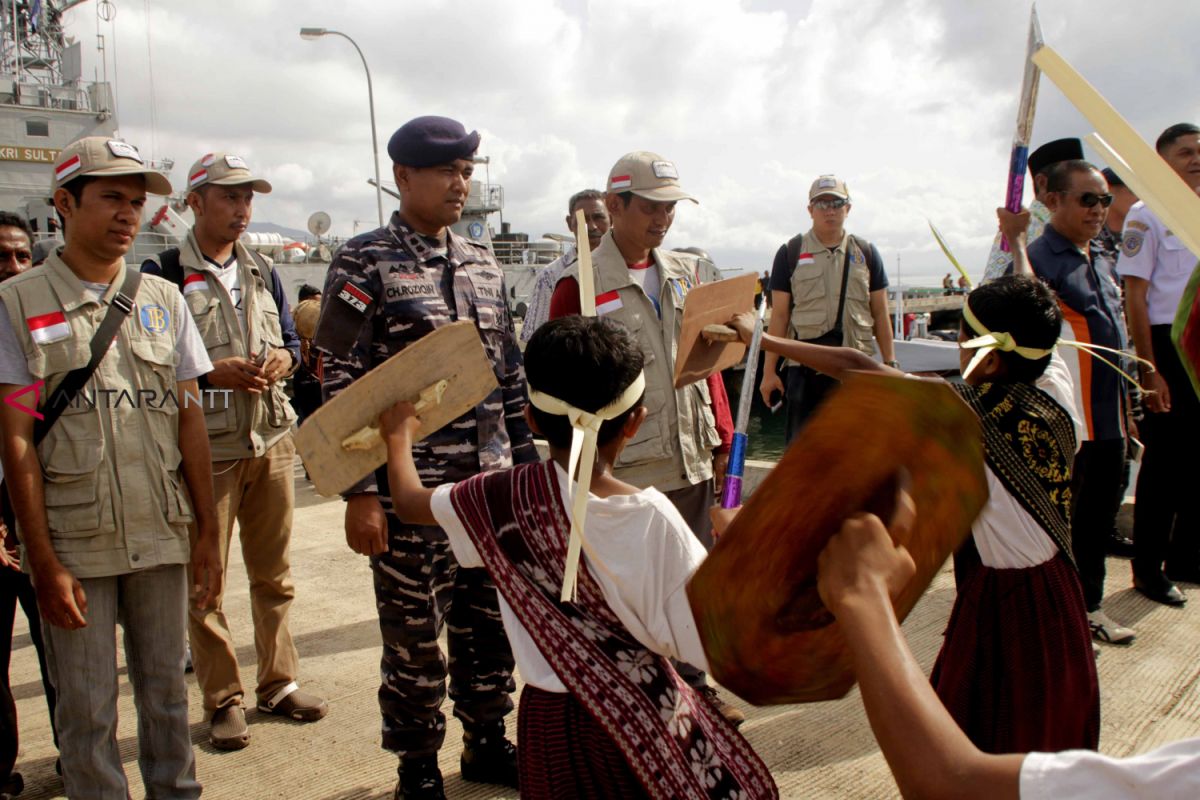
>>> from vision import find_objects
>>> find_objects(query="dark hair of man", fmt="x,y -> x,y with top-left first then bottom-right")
1155,122 -> 1200,154
524,315 -> 645,450
299,284 -> 321,300
1045,160 -> 1099,194
963,274 -> 1062,383
0,211 -> 32,238
568,189 -> 604,215
612,191 -> 634,208
54,175 -> 97,228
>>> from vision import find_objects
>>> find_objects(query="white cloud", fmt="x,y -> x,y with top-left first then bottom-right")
57,0 -> 1200,286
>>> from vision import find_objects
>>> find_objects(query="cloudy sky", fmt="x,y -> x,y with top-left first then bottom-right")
74,0 -> 1199,286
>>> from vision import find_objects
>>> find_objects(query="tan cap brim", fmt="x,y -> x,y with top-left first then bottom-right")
79,165 -> 173,195
207,176 -> 273,194
631,186 -> 699,204
810,191 -> 849,201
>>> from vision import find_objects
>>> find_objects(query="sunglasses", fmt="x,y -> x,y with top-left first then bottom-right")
811,198 -> 849,211
1059,191 -> 1114,208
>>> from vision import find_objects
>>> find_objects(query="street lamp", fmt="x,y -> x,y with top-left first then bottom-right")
299,27 -> 384,228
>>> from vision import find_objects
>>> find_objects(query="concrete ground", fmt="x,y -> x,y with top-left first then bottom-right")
7,462 -> 1200,799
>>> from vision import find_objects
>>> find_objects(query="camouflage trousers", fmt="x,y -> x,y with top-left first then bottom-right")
371,516 -> 516,757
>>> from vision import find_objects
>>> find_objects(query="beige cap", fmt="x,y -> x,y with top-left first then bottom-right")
808,174 -> 849,201
186,152 -> 272,193
52,137 -> 172,195
607,151 -> 697,203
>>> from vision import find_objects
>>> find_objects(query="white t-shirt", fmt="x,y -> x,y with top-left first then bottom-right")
207,255 -> 246,332
430,461 -> 709,693
0,290 -> 212,387
971,351 -> 1082,569
1116,202 -> 1196,325
628,261 -> 662,316
1020,737 -> 1200,799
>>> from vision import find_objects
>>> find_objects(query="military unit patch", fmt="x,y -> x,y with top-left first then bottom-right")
338,283 -> 372,312
1122,232 -> 1144,258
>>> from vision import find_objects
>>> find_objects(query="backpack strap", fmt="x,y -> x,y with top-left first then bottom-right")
246,248 -> 277,297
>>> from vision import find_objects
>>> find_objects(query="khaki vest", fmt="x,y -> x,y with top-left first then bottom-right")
0,253 -> 193,578
165,232 -> 296,460
786,231 -> 877,360
559,232 -> 720,492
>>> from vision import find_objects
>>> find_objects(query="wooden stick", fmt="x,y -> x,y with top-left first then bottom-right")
575,208 -> 596,316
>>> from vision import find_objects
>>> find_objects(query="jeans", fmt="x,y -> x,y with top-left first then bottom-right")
41,564 -> 199,799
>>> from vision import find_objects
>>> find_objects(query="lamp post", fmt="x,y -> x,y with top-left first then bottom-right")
299,27 -> 384,228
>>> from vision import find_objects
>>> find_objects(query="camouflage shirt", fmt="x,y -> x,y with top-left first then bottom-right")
315,212 -> 537,499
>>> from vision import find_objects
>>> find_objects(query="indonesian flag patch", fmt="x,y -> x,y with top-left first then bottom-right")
338,282 -> 372,313
796,252 -> 815,266
55,155 -> 82,183
188,168 -> 209,188
27,311 -> 70,345
595,290 -> 623,315
182,273 -> 207,295
609,174 -> 632,191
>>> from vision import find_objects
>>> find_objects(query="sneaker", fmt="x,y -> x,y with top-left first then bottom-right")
256,683 -> 328,722
209,705 -> 250,750
1088,609 -> 1136,645
394,756 -> 445,800
699,685 -> 746,728
460,723 -> 519,788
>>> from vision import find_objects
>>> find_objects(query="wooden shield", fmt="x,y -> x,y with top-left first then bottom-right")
296,321 -> 498,496
687,373 -> 986,705
672,273 -> 758,388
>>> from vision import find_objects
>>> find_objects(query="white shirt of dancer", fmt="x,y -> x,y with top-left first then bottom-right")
970,350 -> 1083,569
1020,737 -> 1200,798
431,461 -> 709,693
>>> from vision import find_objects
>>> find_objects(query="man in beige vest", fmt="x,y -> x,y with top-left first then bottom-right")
761,175 -> 895,442
143,153 -> 326,751
0,137 -> 221,797
548,151 -> 742,726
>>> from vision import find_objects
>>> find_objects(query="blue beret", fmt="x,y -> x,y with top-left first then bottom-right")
387,116 -> 480,167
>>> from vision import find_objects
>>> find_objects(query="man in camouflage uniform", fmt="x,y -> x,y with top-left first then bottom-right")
315,116 -> 531,800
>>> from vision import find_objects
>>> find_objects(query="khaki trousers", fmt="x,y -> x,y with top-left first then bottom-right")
188,434 -> 300,713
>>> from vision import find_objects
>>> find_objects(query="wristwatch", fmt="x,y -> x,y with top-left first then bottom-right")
886,359 -> 901,369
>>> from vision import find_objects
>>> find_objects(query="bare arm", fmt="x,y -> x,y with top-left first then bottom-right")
177,379 -> 222,609
0,387 -> 86,628
818,513 -> 1024,800
997,208 -> 1032,277
731,311 -> 903,381
759,290 -> 791,404
869,289 -> 895,362
1123,276 -> 1169,413
381,402 -> 437,527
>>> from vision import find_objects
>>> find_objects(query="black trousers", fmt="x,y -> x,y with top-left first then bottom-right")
1071,439 -> 1127,611
1,567 -> 58,781
784,366 -> 839,445
1132,325 -> 1200,577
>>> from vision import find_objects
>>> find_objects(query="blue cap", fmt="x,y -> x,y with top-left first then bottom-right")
387,116 -> 480,167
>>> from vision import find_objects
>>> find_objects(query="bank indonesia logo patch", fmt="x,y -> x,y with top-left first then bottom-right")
140,304 -> 170,334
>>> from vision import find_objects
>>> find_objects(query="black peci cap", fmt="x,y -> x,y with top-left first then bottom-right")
1100,167 -> 1125,188
1028,137 -> 1084,177
387,116 -> 480,167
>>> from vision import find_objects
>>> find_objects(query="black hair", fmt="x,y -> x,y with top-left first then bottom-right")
568,189 -> 604,215
612,191 -> 634,207
1045,159 -> 1100,194
962,274 -> 1061,384
299,284 -> 321,300
54,175 -> 97,228
0,211 -> 32,238
1155,123 -> 1200,155
524,316 -> 645,450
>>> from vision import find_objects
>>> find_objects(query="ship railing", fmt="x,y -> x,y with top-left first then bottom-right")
490,239 -> 564,266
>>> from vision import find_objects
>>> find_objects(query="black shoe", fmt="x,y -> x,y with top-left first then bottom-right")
394,756 -> 444,800
1166,564 -> 1200,585
0,772 -> 24,800
460,723 -> 519,788
1133,572 -> 1186,606
1106,533 -> 1136,559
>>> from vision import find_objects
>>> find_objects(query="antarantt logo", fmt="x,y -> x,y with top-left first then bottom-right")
3,383 -> 233,418
3,380 -> 44,420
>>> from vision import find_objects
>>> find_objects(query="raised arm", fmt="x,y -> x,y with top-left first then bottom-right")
380,401 -> 437,527
818,512 -> 1023,800
728,311 -> 902,381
